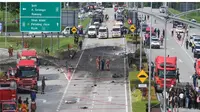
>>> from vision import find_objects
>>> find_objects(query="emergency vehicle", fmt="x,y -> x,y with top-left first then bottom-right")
98,26 -> 108,39
146,27 -> 154,33
15,60 -> 39,91
0,77 -> 18,112
17,49 -> 39,66
112,25 -> 121,38
154,56 -> 177,93
195,59 -> 200,77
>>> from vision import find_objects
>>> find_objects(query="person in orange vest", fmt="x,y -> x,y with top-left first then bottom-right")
21,101 -> 28,112
96,56 -> 100,70
30,100 -> 37,112
106,59 -> 110,71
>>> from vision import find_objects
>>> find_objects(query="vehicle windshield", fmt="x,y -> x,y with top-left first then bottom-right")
177,26 -> 182,28
142,24 -> 148,27
18,67 -> 36,78
195,46 -> 200,49
99,29 -> 107,32
113,28 -> 120,31
2,103 -> 16,110
89,28 -> 96,31
158,70 -> 176,78
194,39 -> 200,41
152,38 -> 159,41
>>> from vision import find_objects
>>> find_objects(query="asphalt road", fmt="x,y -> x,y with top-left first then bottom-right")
142,7 -> 200,112
55,8 -> 131,112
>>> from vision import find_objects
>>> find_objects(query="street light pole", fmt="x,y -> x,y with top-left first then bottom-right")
148,2 -> 152,112
5,2 -> 7,47
139,2 -> 143,70
163,15 -> 169,112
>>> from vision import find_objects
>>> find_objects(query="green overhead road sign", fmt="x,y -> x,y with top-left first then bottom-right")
20,2 -> 61,32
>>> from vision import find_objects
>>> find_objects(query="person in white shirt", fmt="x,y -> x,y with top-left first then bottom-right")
179,91 -> 184,108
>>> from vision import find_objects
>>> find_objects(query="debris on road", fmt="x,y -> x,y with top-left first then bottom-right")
80,106 -> 88,109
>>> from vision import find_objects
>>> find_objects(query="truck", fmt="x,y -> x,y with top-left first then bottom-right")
0,77 -> 18,112
15,59 -> 39,91
154,56 -> 177,93
17,49 -> 39,66
195,59 -> 200,77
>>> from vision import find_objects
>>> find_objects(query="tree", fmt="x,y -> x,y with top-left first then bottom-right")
0,2 -> 19,15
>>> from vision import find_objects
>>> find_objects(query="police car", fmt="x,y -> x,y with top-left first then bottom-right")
151,36 -> 160,49
112,25 -> 121,38
98,26 -> 108,39
193,43 -> 200,58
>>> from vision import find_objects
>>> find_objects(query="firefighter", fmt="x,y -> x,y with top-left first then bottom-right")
96,56 -> 100,70
41,76 -> 46,94
18,96 -> 22,108
24,97 -> 29,105
31,100 -> 37,112
106,59 -> 110,71
176,68 -> 180,83
185,39 -> 189,49
79,40 -> 83,50
8,45 -> 13,57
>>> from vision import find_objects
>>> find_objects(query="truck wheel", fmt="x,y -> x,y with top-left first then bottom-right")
194,54 -> 196,58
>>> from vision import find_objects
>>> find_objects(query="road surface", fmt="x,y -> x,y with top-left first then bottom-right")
142,7 -> 200,112
55,8 -> 131,112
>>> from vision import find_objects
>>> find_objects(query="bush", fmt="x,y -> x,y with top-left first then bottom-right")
3,23 -> 19,32
135,48 -> 146,57
132,64 -> 137,71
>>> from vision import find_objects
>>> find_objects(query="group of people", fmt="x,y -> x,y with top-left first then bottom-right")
96,56 -> 110,71
17,90 -> 37,112
165,83 -> 200,112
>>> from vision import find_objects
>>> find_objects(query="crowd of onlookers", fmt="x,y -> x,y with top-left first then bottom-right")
165,83 -> 200,111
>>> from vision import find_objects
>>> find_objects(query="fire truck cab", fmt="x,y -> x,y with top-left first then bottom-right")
154,56 -> 178,93
17,49 -> 39,66
0,78 -> 17,112
195,59 -> 200,77
15,60 -> 39,91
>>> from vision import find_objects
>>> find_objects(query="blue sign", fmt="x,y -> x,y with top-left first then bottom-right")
0,23 -> 2,32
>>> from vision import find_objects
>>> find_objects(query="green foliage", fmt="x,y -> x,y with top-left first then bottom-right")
0,72 -> 4,77
125,34 -> 140,43
168,8 -> 181,15
135,48 -> 146,58
132,89 -> 142,102
0,2 -> 19,15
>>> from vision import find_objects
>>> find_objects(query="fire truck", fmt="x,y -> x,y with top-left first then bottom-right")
195,59 -> 200,77
17,49 -> 39,66
154,56 -> 178,93
15,59 -> 39,91
0,77 -> 18,112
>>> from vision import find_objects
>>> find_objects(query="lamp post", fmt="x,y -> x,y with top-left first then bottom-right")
139,2 -> 143,70
5,2 -> 7,47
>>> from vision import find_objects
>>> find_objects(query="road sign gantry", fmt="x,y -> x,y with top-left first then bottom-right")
20,2 -> 61,32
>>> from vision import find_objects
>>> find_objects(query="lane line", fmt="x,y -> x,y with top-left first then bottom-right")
123,37 -> 129,112
179,59 -> 183,63
56,40 -> 87,111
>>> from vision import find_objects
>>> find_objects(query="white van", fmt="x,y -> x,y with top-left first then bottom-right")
88,25 -> 97,38
62,26 -> 71,36
114,21 -> 123,27
112,26 -> 121,38
98,26 -> 108,39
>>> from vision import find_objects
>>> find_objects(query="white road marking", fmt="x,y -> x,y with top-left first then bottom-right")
61,68 -> 68,80
179,59 -> 183,63
56,47 -> 85,112
123,37 -> 129,112
108,96 -> 113,102
37,99 -> 47,103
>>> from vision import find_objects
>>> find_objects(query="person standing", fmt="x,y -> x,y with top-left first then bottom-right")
176,69 -> 180,83
41,76 -> 46,94
96,56 -> 100,70
163,29 -> 165,38
30,90 -> 36,102
30,100 -> 37,112
79,40 -> 83,50
185,39 -> 189,49
18,96 -> 22,109
106,59 -> 110,71
101,58 -> 105,71
157,28 -> 160,38
192,73 -> 198,88
192,43 -> 195,52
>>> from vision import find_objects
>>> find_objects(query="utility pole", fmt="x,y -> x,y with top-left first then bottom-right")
148,2 -> 152,112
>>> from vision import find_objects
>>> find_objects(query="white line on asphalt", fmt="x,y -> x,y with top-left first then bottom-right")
123,37 -> 128,112
61,69 -> 68,80
56,48 -> 85,112
179,59 -> 183,63
169,29 -> 195,62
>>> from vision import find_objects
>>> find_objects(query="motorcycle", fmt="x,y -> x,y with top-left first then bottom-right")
105,16 -> 109,21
